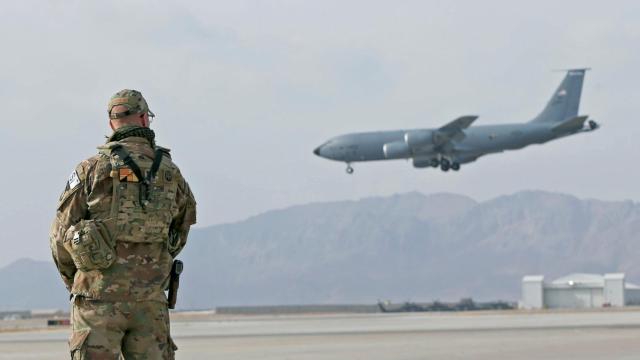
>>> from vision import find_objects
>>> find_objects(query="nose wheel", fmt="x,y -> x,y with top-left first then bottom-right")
346,164 -> 354,174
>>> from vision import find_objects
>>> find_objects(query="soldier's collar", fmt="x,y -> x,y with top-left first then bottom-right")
107,125 -> 155,147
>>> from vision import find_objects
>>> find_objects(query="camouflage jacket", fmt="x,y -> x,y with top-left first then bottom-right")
49,136 -> 197,302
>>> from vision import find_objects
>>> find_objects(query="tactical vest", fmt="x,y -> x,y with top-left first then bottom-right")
98,141 -> 181,247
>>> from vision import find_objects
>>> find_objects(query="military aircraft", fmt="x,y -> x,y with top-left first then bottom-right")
313,69 -> 599,174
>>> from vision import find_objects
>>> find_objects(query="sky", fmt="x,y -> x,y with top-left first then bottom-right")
0,0 -> 638,266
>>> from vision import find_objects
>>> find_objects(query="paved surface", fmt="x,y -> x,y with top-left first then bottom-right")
2,310 -> 640,359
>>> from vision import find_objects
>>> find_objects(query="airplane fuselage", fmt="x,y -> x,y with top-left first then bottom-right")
315,122 -> 558,164
313,69 -> 599,173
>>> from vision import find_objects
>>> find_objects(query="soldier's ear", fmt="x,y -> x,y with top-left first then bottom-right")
141,113 -> 149,128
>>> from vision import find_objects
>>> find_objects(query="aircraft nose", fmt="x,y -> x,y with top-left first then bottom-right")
313,146 -> 322,156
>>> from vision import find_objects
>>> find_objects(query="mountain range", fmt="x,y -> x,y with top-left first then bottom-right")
1,191 -> 638,311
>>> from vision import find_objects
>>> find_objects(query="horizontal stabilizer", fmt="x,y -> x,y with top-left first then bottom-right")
551,115 -> 589,133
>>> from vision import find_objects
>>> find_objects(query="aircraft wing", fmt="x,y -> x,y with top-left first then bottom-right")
438,115 -> 479,142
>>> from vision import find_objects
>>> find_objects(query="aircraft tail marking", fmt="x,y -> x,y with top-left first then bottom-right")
530,69 -> 588,124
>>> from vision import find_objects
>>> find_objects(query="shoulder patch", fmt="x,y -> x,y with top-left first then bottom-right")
68,170 -> 81,190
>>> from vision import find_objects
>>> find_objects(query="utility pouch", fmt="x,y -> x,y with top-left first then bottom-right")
167,228 -> 180,253
64,219 -> 116,272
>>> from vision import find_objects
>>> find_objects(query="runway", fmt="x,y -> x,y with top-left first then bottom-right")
2,309 -> 640,359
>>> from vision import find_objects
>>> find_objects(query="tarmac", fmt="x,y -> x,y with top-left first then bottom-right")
1,309 -> 640,359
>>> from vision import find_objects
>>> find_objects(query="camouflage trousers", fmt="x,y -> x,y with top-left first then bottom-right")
69,297 -> 177,359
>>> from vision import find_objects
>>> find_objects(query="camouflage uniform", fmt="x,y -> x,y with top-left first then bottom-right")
49,90 -> 197,359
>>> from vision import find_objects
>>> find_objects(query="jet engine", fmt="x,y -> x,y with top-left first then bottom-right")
404,130 -> 433,148
404,129 -> 448,148
430,130 -> 448,146
383,141 -> 411,159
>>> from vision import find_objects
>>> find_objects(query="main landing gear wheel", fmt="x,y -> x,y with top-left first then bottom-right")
345,164 -> 354,174
440,158 -> 450,172
451,162 -> 460,171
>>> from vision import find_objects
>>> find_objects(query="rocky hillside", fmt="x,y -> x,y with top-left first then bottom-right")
2,191 -> 638,310
178,191 -> 640,308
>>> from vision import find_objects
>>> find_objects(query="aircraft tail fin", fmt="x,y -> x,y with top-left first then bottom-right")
530,69 -> 588,124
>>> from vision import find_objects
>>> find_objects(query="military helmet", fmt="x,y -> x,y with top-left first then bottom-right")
108,89 -> 155,120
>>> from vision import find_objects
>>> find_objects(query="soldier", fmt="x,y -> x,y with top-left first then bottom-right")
49,89 -> 197,359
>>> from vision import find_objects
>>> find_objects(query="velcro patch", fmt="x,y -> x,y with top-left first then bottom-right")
119,168 -> 139,182
68,170 -> 81,189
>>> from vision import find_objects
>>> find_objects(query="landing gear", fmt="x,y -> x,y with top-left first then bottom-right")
435,155 -> 461,172
440,158 -> 450,172
345,164 -> 354,174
